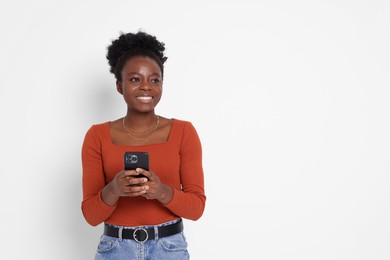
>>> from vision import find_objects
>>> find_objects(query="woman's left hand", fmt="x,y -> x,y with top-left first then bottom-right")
135,168 -> 173,204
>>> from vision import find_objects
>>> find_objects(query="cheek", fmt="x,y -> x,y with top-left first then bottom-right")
153,85 -> 163,95
123,84 -> 138,94
154,88 -> 163,103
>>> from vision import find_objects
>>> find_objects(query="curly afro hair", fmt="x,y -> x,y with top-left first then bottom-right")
106,31 -> 168,81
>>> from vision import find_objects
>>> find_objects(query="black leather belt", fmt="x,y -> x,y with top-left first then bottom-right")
104,219 -> 183,243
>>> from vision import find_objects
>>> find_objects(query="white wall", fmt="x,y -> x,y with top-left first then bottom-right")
1,1 -> 389,259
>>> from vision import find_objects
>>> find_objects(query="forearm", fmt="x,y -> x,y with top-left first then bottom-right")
101,181 -> 121,206
81,189 -> 117,226
156,184 -> 173,205
164,189 -> 206,220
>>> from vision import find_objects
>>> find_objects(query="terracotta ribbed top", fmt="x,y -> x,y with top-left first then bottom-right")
81,119 -> 206,226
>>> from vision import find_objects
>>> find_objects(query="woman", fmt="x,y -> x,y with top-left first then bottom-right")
81,31 -> 206,259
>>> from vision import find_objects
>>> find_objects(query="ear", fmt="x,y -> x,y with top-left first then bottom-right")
116,80 -> 123,95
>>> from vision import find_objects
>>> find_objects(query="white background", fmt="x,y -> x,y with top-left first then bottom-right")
0,0 -> 389,259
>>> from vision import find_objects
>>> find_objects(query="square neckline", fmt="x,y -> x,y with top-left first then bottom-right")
105,118 -> 177,147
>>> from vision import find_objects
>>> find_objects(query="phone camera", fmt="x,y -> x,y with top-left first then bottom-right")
125,154 -> 138,164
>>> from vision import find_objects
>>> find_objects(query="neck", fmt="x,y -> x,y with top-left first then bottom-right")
124,112 -> 158,132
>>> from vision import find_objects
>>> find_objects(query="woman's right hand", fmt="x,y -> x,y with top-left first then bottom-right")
101,170 -> 149,206
112,170 -> 149,196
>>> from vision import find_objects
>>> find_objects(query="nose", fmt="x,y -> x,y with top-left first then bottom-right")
140,81 -> 151,91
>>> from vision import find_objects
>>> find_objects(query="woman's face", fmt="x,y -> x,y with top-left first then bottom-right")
117,56 -> 163,113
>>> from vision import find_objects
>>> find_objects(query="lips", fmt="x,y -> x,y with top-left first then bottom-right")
136,96 -> 153,102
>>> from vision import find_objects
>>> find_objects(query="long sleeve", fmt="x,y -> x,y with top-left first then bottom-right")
164,122 -> 206,220
81,126 -> 116,226
80,120 -> 206,227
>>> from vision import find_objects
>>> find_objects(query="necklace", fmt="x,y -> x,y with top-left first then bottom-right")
122,115 -> 160,141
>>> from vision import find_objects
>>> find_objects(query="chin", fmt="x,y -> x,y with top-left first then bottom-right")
136,106 -> 156,113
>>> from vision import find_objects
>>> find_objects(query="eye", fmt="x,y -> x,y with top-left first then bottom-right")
150,78 -> 161,84
129,77 -> 140,83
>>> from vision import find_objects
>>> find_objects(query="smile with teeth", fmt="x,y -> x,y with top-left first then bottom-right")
136,96 -> 153,102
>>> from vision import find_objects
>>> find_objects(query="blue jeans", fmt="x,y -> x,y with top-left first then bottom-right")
95,219 -> 189,260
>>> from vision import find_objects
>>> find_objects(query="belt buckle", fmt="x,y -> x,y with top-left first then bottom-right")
133,227 -> 148,243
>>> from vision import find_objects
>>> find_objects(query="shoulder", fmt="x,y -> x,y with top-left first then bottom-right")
83,122 -> 110,143
172,118 -> 198,133
86,122 -> 109,135
172,118 -> 195,127
171,118 -> 201,142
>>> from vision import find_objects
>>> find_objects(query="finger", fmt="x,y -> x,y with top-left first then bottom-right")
125,184 -> 149,192
142,193 -> 153,200
136,168 -> 153,179
123,186 -> 148,196
124,177 -> 148,186
122,170 -> 138,178
123,190 -> 147,197
127,184 -> 147,192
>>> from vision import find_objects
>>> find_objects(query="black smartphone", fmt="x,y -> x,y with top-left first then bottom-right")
124,152 -> 149,178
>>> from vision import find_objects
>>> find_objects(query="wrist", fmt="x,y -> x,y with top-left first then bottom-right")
101,181 -> 120,206
158,184 -> 173,205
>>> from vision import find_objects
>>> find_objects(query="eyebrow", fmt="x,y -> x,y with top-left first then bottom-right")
126,72 -> 161,77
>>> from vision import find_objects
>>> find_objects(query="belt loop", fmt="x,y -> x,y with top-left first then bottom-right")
118,227 -> 123,241
154,225 -> 159,240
